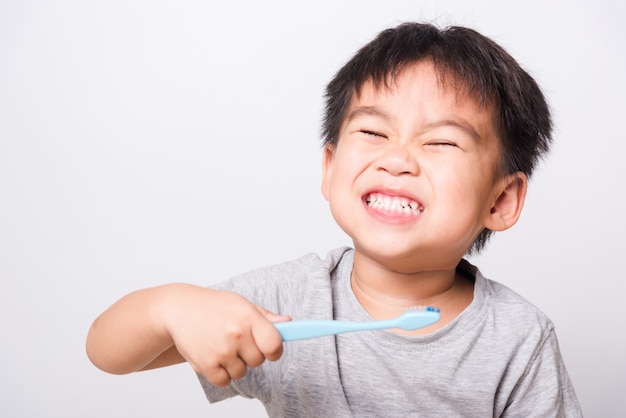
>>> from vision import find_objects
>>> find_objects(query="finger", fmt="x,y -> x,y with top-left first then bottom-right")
196,362 -> 232,388
238,342 -> 266,369
222,355 -> 248,381
256,305 -> 291,323
251,318 -> 285,362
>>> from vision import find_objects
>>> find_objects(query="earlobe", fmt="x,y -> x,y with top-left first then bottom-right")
484,172 -> 528,232
321,144 -> 335,201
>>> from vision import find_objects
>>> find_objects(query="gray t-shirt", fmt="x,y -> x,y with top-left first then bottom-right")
199,247 -> 582,417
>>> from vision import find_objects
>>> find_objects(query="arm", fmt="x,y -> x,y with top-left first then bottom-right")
503,329 -> 583,417
85,283 -> 289,387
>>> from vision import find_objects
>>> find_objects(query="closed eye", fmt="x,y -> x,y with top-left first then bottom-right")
427,141 -> 457,147
360,130 -> 386,138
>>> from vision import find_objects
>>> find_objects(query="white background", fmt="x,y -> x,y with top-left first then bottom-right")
1,1 -> 624,416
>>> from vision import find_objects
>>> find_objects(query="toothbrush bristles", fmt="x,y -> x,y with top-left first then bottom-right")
408,305 -> 440,313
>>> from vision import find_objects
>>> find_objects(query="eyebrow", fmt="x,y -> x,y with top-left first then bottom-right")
423,118 -> 482,141
346,106 -> 483,140
345,106 -> 393,124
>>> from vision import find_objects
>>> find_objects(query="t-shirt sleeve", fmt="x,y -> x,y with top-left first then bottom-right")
195,267 -> 294,404
194,251 -> 338,404
503,328 -> 583,417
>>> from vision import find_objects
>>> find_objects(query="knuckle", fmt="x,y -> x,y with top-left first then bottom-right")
212,344 -> 237,363
229,364 -> 247,380
212,346 -> 233,364
222,320 -> 251,343
224,327 -> 245,342
247,355 -> 265,368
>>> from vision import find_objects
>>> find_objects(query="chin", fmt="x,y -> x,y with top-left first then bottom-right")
354,240 -> 462,274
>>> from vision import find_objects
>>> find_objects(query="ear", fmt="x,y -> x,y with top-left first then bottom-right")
483,172 -> 528,232
321,144 -> 335,201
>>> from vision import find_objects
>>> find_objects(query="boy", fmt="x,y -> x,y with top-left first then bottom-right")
86,22 -> 582,416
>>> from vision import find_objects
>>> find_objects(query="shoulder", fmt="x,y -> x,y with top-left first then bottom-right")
470,264 -> 555,347
472,276 -> 582,415
212,247 -> 353,315
485,276 -> 551,325
471,272 -> 583,416
224,246 -> 351,286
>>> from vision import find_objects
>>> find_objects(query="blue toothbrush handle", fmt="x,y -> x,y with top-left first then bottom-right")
274,319 -> 394,342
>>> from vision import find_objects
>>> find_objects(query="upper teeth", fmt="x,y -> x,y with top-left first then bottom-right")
366,193 -> 422,215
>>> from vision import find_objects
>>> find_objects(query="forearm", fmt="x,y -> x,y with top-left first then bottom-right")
86,283 -> 288,387
86,284 -> 187,374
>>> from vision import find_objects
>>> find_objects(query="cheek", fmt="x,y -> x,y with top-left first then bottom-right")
329,149 -> 365,183
322,157 -> 351,201
432,165 -> 493,213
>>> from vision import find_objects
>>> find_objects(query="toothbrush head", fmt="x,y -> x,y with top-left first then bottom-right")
394,306 -> 441,331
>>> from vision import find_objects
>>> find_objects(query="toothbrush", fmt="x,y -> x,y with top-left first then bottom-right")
274,306 -> 441,341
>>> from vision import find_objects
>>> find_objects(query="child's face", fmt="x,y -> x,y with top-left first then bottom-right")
321,61 -> 516,272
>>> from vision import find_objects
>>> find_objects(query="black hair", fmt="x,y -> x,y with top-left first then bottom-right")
322,22 -> 552,254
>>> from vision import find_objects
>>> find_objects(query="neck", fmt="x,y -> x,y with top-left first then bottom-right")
350,251 -> 474,329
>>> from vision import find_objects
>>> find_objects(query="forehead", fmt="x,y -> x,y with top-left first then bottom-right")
357,60 -> 490,108
347,61 -> 499,135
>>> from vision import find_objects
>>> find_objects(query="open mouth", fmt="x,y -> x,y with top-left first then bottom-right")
365,192 -> 424,216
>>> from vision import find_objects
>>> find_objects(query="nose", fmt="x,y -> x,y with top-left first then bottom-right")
375,143 -> 419,176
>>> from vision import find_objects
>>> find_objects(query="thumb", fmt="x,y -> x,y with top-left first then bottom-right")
256,305 -> 292,324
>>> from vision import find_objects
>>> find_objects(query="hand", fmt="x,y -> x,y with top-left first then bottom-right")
161,286 -> 290,387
